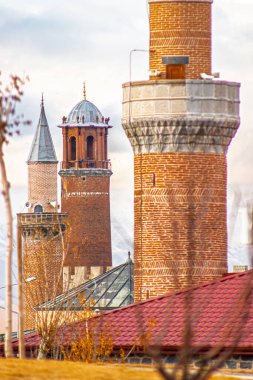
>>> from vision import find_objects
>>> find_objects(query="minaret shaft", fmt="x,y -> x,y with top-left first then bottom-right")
134,152 -> 227,300
149,0 -> 212,80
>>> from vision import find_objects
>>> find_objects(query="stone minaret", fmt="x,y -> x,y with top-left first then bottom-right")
122,0 -> 240,301
59,85 -> 112,289
17,97 -> 68,329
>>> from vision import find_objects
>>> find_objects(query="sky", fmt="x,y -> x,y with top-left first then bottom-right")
0,0 -> 253,284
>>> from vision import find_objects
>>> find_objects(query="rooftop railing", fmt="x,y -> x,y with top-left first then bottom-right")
61,160 -> 111,170
17,213 -> 68,226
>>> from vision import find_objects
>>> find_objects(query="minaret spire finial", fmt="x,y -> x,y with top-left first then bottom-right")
83,82 -> 86,101
41,92 -> 44,107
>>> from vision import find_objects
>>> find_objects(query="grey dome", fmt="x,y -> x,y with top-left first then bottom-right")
67,100 -> 103,124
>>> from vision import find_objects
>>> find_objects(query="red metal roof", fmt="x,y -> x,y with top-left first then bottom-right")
2,270 -> 253,354
54,270 -> 253,352
0,331 -> 41,356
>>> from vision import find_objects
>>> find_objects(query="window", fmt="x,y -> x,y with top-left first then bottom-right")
70,136 -> 76,161
53,229 -> 59,237
152,173 -> 156,187
41,227 -> 48,237
34,204 -> 43,213
87,136 -> 94,159
89,111 -> 95,122
60,224 -> 66,232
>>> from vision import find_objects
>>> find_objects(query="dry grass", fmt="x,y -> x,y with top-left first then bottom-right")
0,359 -> 250,380
0,359 -> 160,380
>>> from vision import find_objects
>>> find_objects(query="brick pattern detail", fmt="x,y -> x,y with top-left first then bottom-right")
149,2 -> 212,79
61,174 -> 112,269
28,163 -> 58,212
22,226 -> 66,330
134,152 -> 227,302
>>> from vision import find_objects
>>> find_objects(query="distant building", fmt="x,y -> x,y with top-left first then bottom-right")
227,185 -> 253,271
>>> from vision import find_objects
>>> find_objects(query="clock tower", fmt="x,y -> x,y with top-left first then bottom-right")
59,85 -> 112,288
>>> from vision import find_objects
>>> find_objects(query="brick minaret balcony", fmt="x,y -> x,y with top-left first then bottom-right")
122,0 -> 240,302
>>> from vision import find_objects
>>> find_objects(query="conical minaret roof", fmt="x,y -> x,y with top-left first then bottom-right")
27,96 -> 57,163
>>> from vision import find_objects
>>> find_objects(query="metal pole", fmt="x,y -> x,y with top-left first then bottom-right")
17,223 -> 25,359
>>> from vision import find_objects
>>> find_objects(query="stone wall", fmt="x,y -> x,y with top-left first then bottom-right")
122,80 -> 240,155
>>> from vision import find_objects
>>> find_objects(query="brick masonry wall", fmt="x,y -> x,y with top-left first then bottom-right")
149,1 -> 212,79
134,152 -> 227,302
22,229 -> 65,330
61,173 -> 112,270
28,163 -> 58,212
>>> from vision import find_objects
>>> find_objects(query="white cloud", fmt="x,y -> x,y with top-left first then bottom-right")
2,136 -> 29,188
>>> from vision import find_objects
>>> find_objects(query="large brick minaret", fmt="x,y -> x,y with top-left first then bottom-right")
122,0 -> 240,301
17,97 -> 68,329
59,85 -> 112,288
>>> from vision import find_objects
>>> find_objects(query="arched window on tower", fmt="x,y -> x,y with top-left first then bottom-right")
69,136 -> 76,161
34,204 -> 43,213
87,136 -> 94,160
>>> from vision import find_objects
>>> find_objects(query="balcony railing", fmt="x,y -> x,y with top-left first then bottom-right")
17,213 -> 68,226
61,160 -> 112,170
